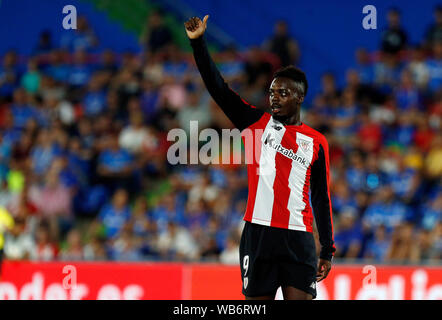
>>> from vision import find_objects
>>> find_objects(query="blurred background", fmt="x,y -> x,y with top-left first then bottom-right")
0,0 -> 440,300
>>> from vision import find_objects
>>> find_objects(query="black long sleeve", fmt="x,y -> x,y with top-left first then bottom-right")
310,144 -> 336,261
190,36 -> 264,131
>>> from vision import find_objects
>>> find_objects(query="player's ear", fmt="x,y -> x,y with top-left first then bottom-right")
297,94 -> 304,104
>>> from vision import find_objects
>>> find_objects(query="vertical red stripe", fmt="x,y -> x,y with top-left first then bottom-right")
242,124 -> 264,222
270,133 -> 297,229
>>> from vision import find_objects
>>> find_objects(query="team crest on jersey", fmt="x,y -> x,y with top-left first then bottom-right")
271,124 -> 282,131
299,139 -> 311,152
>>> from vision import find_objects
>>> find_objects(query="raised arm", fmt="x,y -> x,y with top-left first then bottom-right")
184,16 -> 264,131
310,138 -> 336,281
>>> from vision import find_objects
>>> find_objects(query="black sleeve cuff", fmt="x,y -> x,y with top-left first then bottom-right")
320,248 -> 335,261
189,35 -> 205,47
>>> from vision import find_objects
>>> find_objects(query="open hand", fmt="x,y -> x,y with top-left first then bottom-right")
184,15 -> 209,39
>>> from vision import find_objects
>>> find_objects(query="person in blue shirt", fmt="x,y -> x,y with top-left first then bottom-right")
30,128 -> 61,176
162,44 -> 190,81
67,50 -> 93,88
345,151 -> 366,192
1,111 -> 22,146
140,79 -> 160,124
332,88 -> 360,139
333,207 -> 363,259
419,192 -> 442,231
0,51 -> 21,99
45,50 -> 71,83
97,134 -> 136,193
364,224 -> 391,262
353,48 -> 374,84
388,158 -> 421,201
98,188 -> 131,239
82,75 -> 107,117
150,193 -> 185,234
363,186 -> 410,234
10,88 -> 38,130
394,70 -> 421,111
426,41 -> 442,92
364,154 -> 387,194
60,16 -> 99,53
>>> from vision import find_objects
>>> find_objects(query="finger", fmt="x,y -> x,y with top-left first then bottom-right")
192,17 -> 200,28
318,269 -> 330,282
317,266 -> 331,282
185,20 -> 194,31
203,14 -> 209,27
188,18 -> 195,30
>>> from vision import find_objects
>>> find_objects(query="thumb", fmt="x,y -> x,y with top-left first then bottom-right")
202,15 -> 209,28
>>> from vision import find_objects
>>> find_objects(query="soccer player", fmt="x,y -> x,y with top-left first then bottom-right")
184,15 -> 335,300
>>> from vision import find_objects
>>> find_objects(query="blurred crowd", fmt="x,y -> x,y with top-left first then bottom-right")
0,7 -> 440,267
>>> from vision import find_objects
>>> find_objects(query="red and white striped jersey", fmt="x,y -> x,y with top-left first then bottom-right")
242,113 -> 331,233
191,36 -> 335,260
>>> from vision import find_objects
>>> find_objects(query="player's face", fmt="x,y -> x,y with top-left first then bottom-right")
269,77 -> 304,119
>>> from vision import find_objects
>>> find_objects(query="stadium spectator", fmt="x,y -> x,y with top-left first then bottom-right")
363,186 -> 410,233
386,222 -> 419,262
353,48 -> 374,84
33,221 -> 58,261
97,188 -> 131,239
67,49 -> 93,88
424,5 -> 442,49
33,30 -> 54,56
60,15 -> 98,52
0,50 -> 20,100
394,69 -> 421,111
3,217 -> 35,260
318,72 -> 340,106
424,135 -> 442,179
156,221 -> 199,261
21,58 -> 41,94
177,89 -> 211,135
219,230 -> 240,264
263,20 -> 300,67
60,228 -> 84,260
82,73 -> 107,117
29,169 -> 73,218
380,8 -> 408,55
407,45 -> 429,89
333,207 -> 363,259
364,224 -> 391,262
142,10 -> 173,54
426,40 -> 442,92
111,224 -> 143,261
96,134 -> 137,193
118,110 -> 151,154
0,207 -> 14,274
83,234 -> 108,261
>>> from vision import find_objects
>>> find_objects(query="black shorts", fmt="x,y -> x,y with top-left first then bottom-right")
239,221 -> 318,299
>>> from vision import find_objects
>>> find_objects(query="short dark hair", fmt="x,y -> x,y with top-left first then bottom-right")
273,65 -> 308,97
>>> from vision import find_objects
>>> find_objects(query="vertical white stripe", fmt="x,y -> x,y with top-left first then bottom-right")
287,133 -> 314,231
251,118 -> 285,225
